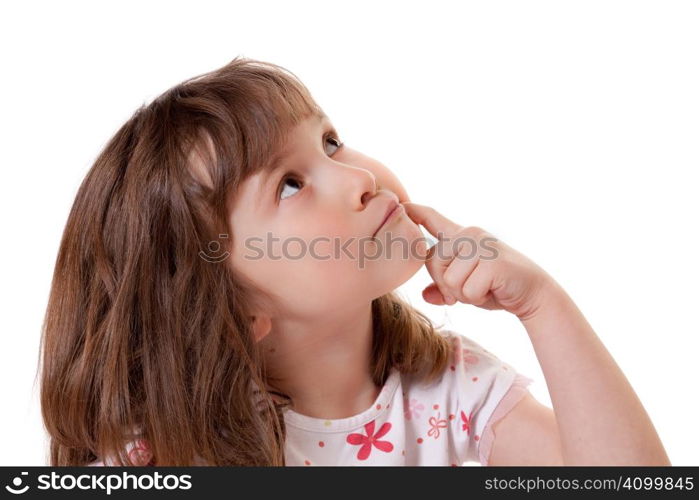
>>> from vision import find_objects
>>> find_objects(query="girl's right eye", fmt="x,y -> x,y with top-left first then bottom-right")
279,174 -> 303,201
276,134 -> 344,202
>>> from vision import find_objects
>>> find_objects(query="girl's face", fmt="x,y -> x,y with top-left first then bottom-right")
227,113 -> 427,318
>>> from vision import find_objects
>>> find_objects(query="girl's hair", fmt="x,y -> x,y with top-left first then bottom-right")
38,55 -> 452,466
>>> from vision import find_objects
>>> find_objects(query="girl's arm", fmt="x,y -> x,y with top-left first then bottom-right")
400,202 -> 670,465
488,279 -> 671,466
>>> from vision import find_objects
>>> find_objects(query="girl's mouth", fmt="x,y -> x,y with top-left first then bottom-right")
373,202 -> 403,238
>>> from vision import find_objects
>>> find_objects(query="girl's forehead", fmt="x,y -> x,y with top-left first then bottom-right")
255,112 -> 331,185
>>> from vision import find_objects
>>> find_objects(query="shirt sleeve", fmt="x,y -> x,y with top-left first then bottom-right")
444,329 -> 534,466
87,438 -> 153,466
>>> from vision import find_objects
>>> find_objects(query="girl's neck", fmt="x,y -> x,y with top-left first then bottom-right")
261,302 -> 378,420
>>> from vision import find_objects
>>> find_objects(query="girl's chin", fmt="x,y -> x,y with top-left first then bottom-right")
377,227 -> 429,260
375,255 -> 425,293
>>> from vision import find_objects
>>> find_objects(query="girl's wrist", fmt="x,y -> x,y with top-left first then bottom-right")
517,277 -> 572,329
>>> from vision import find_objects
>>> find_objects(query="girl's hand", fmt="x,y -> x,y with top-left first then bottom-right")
403,202 -> 557,321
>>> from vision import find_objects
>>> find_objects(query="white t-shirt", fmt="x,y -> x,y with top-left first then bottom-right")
89,329 -> 533,466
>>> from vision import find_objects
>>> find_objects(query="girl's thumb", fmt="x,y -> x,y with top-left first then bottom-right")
422,282 -> 447,305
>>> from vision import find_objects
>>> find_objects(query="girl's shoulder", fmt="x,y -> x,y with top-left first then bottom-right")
416,327 -> 535,423
437,328 -> 505,363
431,327 -> 534,465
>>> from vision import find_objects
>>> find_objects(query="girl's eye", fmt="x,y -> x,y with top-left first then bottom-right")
277,133 -> 344,201
325,135 -> 343,154
278,175 -> 302,201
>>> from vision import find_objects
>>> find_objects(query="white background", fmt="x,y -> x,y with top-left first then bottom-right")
1,0 -> 697,466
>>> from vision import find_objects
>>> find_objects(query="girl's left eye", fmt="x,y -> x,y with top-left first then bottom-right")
277,134 -> 344,202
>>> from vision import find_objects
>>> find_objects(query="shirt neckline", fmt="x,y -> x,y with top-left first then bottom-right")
282,366 -> 401,433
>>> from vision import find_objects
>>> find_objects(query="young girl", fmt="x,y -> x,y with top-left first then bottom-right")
39,56 -> 670,466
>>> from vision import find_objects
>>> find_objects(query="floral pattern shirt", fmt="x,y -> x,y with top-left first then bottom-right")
89,329 -> 533,466
282,329 -> 533,466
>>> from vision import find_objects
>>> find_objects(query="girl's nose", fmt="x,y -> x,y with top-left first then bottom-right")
349,169 -> 378,211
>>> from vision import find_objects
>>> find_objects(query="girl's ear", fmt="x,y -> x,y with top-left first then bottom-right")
251,314 -> 272,343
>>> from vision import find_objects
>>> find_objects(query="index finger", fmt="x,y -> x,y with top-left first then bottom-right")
402,202 -> 462,239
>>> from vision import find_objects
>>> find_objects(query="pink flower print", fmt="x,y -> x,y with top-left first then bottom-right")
453,346 -> 480,371
346,419 -> 394,460
460,410 -> 475,435
427,412 -> 448,439
404,397 -> 425,420
128,439 -> 154,466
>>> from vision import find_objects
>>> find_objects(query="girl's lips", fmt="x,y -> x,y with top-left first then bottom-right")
372,202 -> 403,237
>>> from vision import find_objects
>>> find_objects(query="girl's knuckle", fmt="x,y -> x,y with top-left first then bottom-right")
442,272 -> 460,290
462,283 -> 477,302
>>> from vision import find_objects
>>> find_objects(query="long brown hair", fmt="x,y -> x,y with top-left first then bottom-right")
38,56 -> 452,466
